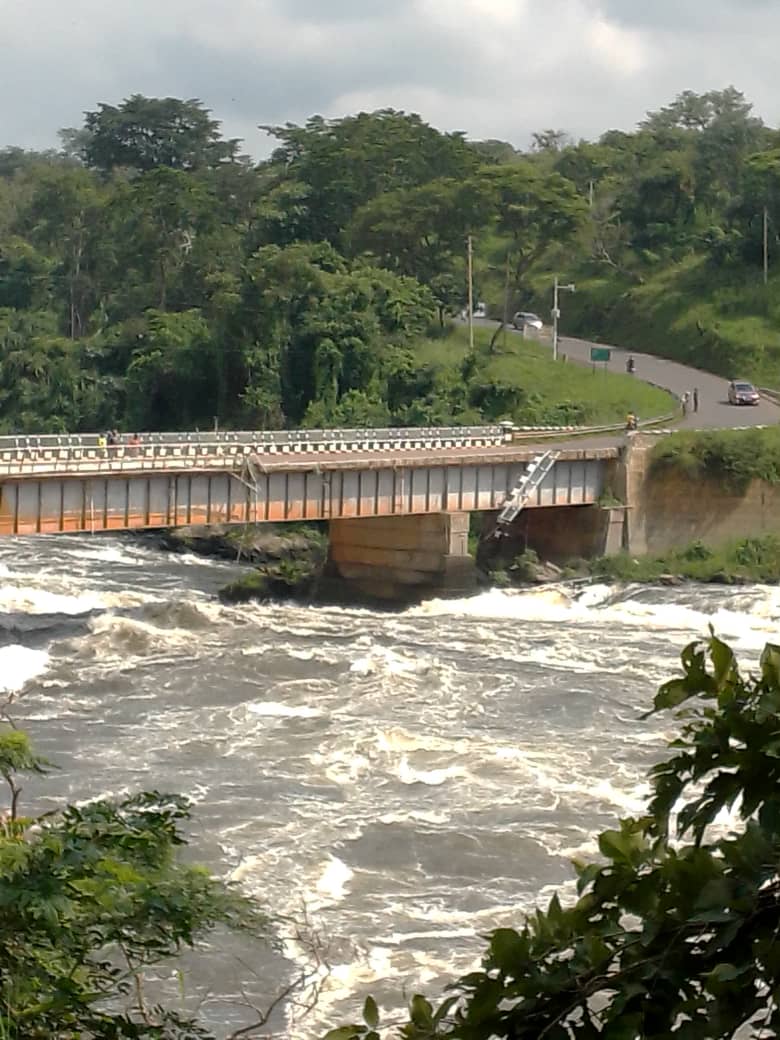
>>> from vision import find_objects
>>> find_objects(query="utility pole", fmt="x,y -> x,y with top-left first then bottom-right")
502,251 -> 511,352
764,206 -> 769,286
552,276 -> 575,362
467,235 -> 474,353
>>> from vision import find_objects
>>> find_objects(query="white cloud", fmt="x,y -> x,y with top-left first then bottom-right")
1,0 -> 778,155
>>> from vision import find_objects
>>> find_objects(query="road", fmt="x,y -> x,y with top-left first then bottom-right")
559,335 -> 779,429
474,319 -> 780,430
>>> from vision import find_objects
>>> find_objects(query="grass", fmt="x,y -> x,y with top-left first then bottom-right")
415,324 -> 675,426
590,535 -> 780,585
534,254 -> 780,390
651,426 -> 780,490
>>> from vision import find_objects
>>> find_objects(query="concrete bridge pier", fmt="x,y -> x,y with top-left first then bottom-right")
328,512 -> 476,603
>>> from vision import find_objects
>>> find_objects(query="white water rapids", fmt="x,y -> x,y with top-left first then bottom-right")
0,534 -> 776,1036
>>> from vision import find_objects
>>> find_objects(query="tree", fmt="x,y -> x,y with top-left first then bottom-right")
347,177 -> 493,322
328,633 -> 780,1038
0,309 -> 95,432
260,110 -> 481,245
79,95 -> 243,173
234,243 -> 435,427
477,162 -> 587,317
0,727 -> 278,1038
21,166 -> 107,337
109,167 -> 214,312
124,309 -> 217,429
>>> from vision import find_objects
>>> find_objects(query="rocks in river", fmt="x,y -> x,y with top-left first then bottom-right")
155,523 -> 328,605
218,560 -> 319,604
158,523 -> 326,567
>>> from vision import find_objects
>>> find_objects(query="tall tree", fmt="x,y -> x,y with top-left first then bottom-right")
260,110 -> 482,245
79,95 -> 243,173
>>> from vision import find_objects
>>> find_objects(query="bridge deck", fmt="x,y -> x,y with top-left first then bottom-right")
0,443 -> 616,536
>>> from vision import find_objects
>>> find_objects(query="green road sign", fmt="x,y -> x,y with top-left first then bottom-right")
590,347 -> 611,363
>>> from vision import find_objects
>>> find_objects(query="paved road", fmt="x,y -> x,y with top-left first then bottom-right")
474,319 -> 780,429
559,335 -> 779,429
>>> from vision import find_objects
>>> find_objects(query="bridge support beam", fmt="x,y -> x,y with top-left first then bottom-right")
328,512 -> 476,603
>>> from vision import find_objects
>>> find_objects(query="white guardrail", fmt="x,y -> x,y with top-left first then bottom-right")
0,411 -> 683,477
0,426 -> 508,476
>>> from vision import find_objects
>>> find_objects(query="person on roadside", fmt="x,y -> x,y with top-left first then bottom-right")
626,356 -> 635,374
682,391 -> 690,416
693,387 -> 699,413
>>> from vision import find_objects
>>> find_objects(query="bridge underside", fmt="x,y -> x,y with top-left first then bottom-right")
0,457 -> 608,536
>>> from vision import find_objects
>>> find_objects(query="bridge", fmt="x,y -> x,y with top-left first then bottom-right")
2,336 -> 778,600
0,426 -> 620,601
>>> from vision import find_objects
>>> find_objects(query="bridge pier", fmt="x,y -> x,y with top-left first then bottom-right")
328,512 -> 476,603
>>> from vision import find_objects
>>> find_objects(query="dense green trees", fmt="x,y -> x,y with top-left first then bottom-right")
1,86 -> 779,434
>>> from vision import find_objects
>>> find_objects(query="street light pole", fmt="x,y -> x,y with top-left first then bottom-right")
552,276 -> 575,362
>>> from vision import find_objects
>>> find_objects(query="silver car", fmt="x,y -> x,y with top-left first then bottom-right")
512,311 -> 543,331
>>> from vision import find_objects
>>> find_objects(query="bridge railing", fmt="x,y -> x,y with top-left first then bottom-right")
0,425 -> 506,452
0,426 -> 511,476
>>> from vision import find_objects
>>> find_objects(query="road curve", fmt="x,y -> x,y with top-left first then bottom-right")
559,335 -> 780,429
473,318 -> 780,429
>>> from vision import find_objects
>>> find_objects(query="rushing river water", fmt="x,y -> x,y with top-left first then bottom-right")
1,534 -> 777,1036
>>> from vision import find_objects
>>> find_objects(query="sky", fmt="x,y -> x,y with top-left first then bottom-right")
1,0 -> 779,156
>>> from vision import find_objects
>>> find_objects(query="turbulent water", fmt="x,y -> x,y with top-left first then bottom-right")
1,534 -> 777,1036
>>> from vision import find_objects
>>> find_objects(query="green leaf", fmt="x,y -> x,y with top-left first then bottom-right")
488,928 -> 528,972
706,963 -> 743,988
363,995 -> 379,1029
654,678 -> 693,711
410,994 -> 434,1027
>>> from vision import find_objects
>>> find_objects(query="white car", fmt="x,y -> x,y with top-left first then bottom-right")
460,302 -> 488,319
512,311 -> 543,331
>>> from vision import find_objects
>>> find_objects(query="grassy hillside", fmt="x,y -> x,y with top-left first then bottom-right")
522,257 -> 780,391
416,325 -> 675,426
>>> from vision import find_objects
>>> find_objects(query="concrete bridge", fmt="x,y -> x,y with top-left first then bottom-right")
0,426 -> 621,601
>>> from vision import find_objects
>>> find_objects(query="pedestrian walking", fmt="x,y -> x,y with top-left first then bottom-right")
682,391 -> 690,416
693,388 -> 699,413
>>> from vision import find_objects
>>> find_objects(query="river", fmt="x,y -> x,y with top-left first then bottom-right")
0,534 -> 776,1036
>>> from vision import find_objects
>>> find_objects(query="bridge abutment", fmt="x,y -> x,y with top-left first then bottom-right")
328,512 -> 476,603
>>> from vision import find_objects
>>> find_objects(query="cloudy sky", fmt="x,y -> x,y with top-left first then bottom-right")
2,0 -> 778,155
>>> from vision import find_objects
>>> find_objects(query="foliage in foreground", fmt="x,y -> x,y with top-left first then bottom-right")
0,729 -> 274,1038
327,634 -> 780,1038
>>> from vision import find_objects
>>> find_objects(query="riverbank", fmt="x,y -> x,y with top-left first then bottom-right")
485,535 -> 780,590
154,524 -> 780,603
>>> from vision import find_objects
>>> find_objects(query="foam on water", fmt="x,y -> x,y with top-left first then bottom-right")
0,644 -> 50,693
7,534 -> 780,1037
